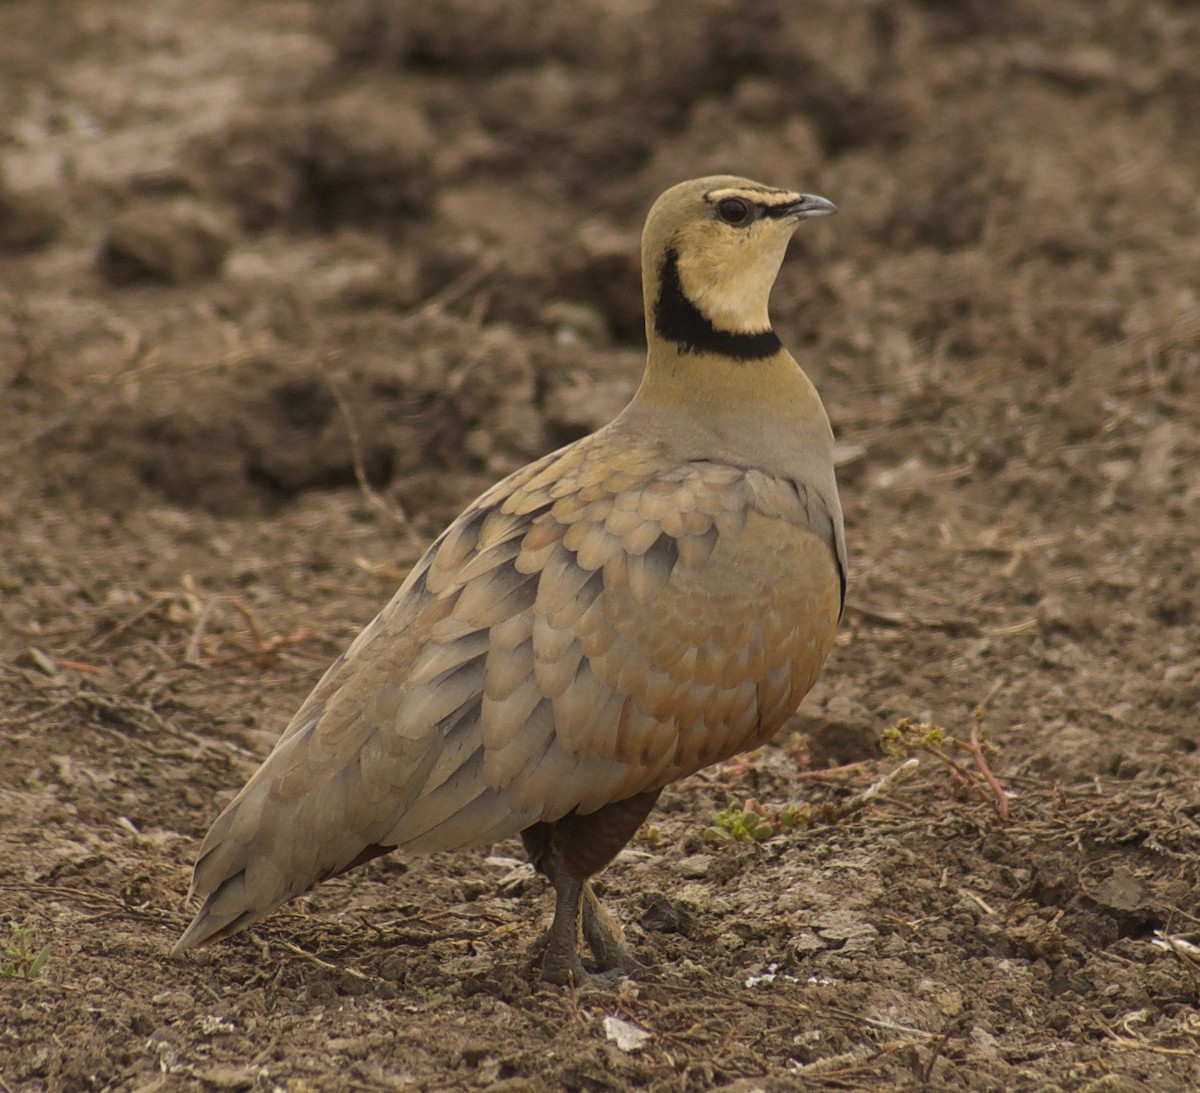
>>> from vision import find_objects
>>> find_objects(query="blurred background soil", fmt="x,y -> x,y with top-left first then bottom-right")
1,0 -> 1198,1089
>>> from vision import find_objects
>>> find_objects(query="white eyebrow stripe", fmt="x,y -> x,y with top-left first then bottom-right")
705,186 -> 803,207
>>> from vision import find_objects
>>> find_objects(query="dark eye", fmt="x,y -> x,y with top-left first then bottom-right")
717,197 -> 751,225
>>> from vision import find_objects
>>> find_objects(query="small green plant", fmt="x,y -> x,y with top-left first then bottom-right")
881,718 -> 946,757
706,800 -> 776,843
705,797 -> 814,843
632,823 -> 664,849
2,923 -> 50,980
776,802 -> 811,833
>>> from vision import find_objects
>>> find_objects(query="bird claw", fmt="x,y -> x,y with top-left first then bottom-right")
539,950 -> 631,988
580,928 -> 641,977
525,927 -> 639,985
540,952 -> 588,987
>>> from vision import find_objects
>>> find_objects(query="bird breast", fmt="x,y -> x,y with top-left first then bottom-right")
392,442 -> 844,821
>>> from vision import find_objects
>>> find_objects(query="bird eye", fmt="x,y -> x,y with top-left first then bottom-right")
717,197 -> 751,225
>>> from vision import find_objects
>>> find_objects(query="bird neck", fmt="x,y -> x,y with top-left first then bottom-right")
649,246 -> 781,357
630,340 -> 825,425
634,244 -> 825,426
626,233 -> 834,465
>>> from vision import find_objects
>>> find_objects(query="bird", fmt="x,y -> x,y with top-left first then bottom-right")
173,175 -> 846,985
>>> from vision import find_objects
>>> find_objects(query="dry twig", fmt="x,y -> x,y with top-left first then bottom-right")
833,759 -> 921,821
882,717 -> 1011,820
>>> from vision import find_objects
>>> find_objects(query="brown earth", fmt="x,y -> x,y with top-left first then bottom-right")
2,0 -> 1199,1089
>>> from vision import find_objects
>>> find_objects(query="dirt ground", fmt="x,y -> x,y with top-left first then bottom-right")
2,0 -> 1199,1089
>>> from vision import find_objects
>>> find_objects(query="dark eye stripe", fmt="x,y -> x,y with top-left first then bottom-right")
708,189 -> 805,224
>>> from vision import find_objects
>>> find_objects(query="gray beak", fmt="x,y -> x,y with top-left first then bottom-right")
785,193 -> 838,219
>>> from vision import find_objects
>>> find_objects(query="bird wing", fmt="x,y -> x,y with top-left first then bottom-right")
176,427 -> 842,949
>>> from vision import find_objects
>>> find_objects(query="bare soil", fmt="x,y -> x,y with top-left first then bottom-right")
2,1 -> 1199,1090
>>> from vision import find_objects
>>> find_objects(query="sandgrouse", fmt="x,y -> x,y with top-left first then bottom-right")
174,176 -> 846,985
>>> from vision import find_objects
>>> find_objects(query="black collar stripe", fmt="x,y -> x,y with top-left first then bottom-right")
653,249 -> 782,361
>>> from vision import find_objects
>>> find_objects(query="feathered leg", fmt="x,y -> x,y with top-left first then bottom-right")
521,789 -> 661,984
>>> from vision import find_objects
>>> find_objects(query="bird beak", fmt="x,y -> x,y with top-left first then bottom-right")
783,194 -> 838,220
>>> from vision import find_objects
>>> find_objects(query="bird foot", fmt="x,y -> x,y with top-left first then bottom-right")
581,891 -> 642,976
540,953 -> 631,988
525,928 -> 635,986
537,945 -> 588,987
579,926 -> 641,976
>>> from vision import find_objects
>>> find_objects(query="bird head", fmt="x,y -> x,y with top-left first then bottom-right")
641,176 -> 836,352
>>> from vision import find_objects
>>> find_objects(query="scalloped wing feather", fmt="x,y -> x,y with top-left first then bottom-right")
175,428 -> 842,950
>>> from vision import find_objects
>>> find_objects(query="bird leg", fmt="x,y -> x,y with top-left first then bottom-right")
521,789 -> 661,984
524,861 -> 637,983
536,855 -> 588,986
580,881 -> 639,975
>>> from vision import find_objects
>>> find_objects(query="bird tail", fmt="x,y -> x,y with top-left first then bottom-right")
172,873 -> 262,953
170,759 -> 309,955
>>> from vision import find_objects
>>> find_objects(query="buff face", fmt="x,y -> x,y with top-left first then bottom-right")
642,177 -> 836,338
